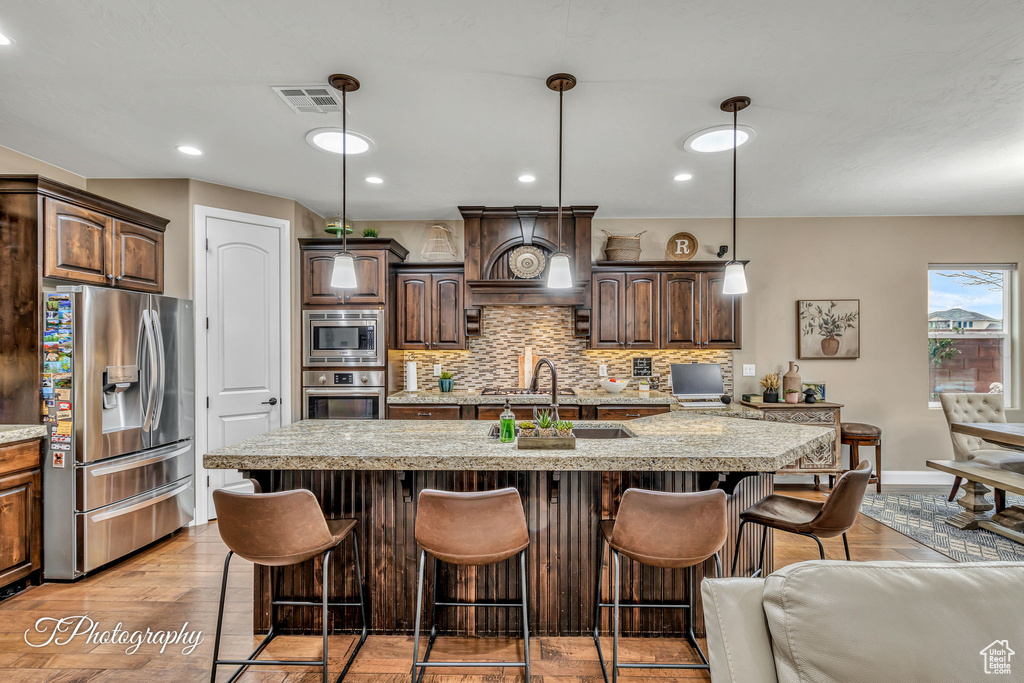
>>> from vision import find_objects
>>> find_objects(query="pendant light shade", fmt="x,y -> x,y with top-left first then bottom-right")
547,253 -> 573,289
721,95 -> 751,296
328,73 -> 360,289
546,73 -> 576,289
331,253 -> 358,289
722,261 -> 748,295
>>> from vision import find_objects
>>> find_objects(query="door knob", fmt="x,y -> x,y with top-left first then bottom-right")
262,397 -> 278,406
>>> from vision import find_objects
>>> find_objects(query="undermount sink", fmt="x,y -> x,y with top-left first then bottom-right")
488,426 -> 635,439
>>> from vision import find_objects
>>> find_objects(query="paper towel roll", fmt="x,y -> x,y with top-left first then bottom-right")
406,361 -> 418,391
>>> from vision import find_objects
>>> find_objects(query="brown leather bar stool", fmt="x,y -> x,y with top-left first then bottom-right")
839,422 -> 882,493
412,487 -> 531,681
210,480 -> 368,683
731,461 -> 872,577
593,489 -> 727,681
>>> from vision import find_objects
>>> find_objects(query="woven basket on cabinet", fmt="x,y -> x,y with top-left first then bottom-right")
602,230 -> 646,261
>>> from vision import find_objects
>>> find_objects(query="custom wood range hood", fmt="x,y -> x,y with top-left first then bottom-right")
459,205 -> 596,307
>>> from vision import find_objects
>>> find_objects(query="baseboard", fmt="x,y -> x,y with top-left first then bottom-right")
775,470 -> 956,486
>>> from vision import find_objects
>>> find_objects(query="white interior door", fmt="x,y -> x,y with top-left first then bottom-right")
195,206 -> 290,521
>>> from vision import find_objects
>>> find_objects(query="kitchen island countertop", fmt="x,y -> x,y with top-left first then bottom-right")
0,424 -> 47,446
204,409 -> 832,472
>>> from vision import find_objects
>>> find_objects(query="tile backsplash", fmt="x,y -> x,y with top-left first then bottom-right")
390,306 -> 733,393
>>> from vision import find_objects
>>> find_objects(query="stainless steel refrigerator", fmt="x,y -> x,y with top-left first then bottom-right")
43,286 -> 195,580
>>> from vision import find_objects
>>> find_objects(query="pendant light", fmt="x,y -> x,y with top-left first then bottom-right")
721,95 -> 750,295
546,73 -> 576,289
328,74 -> 360,289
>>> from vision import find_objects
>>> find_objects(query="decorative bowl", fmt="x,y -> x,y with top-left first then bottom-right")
600,378 -> 629,394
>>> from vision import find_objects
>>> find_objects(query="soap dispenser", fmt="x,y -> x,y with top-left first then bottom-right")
499,398 -> 516,443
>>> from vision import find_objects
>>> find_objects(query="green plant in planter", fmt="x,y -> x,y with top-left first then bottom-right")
517,421 -> 537,437
361,227 -> 379,237
536,410 -> 554,436
438,371 -> 454,392
553,420 -> 574,437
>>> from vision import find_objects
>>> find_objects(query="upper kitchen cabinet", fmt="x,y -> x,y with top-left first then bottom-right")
395,266 -> 466,350
29,181 -> 168,293
590,262 -> 743,350
300,238 -> 408,306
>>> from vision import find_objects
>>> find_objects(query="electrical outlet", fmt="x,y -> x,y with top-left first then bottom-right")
743,364 -> 756,377
433,364 -> 442,377
598,365 -> 608,377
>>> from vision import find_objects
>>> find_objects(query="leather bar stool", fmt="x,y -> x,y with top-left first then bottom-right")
732,461 -> 872,577
838,422 -> 883,493
412,487 -> 531,681
210,480 -> 368,683
593,489 -> 727,681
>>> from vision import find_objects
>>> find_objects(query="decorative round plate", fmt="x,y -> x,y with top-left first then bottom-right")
508,245 -> 547,279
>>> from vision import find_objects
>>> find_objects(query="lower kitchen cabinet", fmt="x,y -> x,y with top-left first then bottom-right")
388,405 -> 462,420
0,439 -> 43,593
594,405 -> 671,420
476,405 -> 581,421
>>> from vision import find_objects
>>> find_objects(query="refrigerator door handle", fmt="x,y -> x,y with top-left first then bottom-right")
88,444 -> 191,476
88,480 -> 191,523
141,309 -> 159,432
151,310 -> 167,430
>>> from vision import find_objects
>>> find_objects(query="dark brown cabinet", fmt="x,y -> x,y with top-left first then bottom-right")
301,247 -> 388,305
395,268 -> 466,350
0,439 -> 42,591
388,405 -> 462,420
476,405 -> 580,421
595,405 -> 671,420
112,220 -> 164,293
591,263 -> 742,350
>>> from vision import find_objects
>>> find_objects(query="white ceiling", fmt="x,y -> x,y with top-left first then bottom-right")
1,0 -> 1023,219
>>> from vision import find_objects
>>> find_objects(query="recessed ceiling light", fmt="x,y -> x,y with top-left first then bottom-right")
673,173 -> 694,182
306,127 -> 373,155
684,124 -> 756,153
365,176 -> 383,184
0,31 -> 13,46
518,174 -> 536,183
176,145 -> 203,156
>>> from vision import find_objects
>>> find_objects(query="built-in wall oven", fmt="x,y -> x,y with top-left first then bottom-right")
302,370 -> 386,420
303,309 -> 384,366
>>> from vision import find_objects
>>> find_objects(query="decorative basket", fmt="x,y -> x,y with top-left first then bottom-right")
602,230 -> 646,261
420,224 -> 458,262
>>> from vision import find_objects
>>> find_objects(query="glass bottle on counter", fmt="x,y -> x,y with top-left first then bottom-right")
499,398 -> 516,443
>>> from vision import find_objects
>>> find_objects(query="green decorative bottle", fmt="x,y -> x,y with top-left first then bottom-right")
499,398 -> 516,443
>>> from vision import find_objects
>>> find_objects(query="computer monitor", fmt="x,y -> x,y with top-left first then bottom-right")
670,363 -> 725,399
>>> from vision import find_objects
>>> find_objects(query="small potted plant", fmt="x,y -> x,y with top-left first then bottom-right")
554,420 -> 574,438
638,379 -> 650,392
760,372 -> 780,403
535,410 -> 554,437
517,421 -> 536,438
361,227 -> 379,237
785,388 -> 801,404
438,371 -> 454,392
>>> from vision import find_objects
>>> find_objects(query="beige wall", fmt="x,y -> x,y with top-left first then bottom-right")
359,214 -> 1024,474
0,145 -> 87,188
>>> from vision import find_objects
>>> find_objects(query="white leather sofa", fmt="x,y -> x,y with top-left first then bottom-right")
702,560 -> 1024,682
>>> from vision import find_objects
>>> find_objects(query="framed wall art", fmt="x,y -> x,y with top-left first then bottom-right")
798,299 -> 860,359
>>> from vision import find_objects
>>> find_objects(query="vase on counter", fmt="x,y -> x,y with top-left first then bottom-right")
785,390 -> 801,404
439,378 -> 454,392
782,361 -> 802,395
762,390 -> 779,403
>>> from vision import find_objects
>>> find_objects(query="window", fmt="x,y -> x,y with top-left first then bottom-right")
928,264 -> 1015,407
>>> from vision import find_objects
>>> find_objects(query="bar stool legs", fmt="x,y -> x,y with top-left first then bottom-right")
209,532 -> 368,683
731,519 -> 852,578
411,549 -> 531,682
592,534 -> 719,683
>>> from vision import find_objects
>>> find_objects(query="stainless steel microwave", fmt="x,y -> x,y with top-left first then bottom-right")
303,309 -> 384,366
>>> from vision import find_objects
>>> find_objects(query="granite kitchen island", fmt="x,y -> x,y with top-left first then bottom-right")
204,411 -> 833,638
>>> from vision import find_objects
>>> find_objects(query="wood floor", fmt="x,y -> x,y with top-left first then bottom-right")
0,485 -> 952,682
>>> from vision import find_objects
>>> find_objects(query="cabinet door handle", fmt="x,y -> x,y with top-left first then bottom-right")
115,275 -> 124,282
417,412 -> 432,417
106,274 -> 114,280
626,413 -> 641,417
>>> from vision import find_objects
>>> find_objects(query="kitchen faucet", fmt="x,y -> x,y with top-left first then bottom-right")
529,357 -> 559,422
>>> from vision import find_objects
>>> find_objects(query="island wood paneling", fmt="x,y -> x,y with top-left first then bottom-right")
249,469 -> 773,638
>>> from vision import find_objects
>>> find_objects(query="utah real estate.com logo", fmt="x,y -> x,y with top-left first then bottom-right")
980,640 -> 1014,675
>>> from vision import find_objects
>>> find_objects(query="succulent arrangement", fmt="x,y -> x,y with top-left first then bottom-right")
517,421 -> 537,437
439,371 -> 453,380
438,370 -> 454,392
361,227 -> 379,237
536,410 -> 554,436
554,420 -> 574,437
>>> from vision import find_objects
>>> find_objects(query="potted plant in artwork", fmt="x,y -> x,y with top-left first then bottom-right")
785,389 -> 801,404
760,372 -> 780,403
800,301 -> 859,357
438,371 -> 454,392
535,410 -> 554,437
517,421 -> 536,438
554,420 -> 574,438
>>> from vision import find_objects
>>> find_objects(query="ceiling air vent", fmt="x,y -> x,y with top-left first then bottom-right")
271,86 -> 343,114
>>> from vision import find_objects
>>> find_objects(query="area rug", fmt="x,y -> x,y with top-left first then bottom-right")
858,492 -> 1024,563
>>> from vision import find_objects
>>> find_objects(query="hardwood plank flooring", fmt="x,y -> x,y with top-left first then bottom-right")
0,485 -> 951,682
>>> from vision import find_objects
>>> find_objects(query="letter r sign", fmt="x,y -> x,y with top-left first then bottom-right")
666,232 -> 699,261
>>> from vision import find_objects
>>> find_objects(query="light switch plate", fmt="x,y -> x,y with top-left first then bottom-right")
598,365 -> 608,377
433,364 -> 442,377
742,364 -> 756,377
